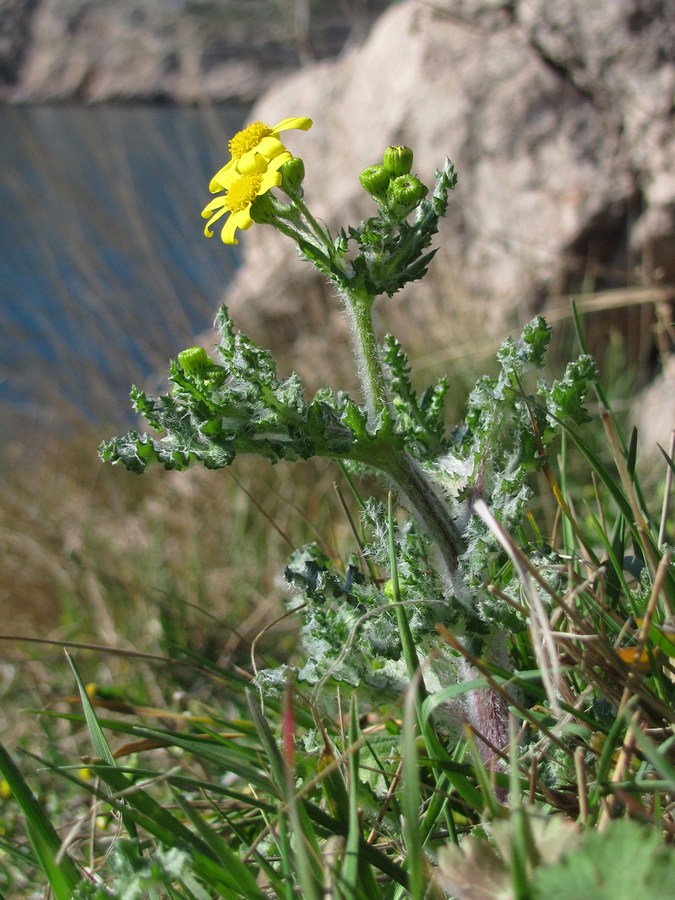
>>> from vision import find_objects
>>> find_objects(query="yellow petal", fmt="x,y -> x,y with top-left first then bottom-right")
266,151 -> 292,175
260,168 -> 284,193
209,158 -> 237,192
203,204 -> 229,237
221,208 -> 253,244
238,137 -> 286,173
219,212 -> 238,244
614,647 -> 653,672
272,116 -> 312,134
237,151 -> 272,177
201,196 -> 227,217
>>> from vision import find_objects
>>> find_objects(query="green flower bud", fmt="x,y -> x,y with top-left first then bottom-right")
177,346 -> 213,377
359,164 -> 391,200
249,190 -> 278,224
383,578 -> 405,601
387,174 -> 428,217
280,156 -> 305,195
382,145 -> 414,177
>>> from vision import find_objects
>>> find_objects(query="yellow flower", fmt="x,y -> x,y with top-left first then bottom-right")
201,153 -> 288,244
208,116 -> 312,191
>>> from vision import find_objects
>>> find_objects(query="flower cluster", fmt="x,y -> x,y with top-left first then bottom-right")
201,116 -> 312,244
359,145 -> 428,219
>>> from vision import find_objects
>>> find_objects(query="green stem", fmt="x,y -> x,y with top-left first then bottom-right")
341,288 -> 391,425
294,196 -> 334,248
286,173 -> 505,764
386,451 -> 464,582
341,284 -> 465,581
267,217 -> 310,246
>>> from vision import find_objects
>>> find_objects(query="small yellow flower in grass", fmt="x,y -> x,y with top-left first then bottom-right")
202,153 -> 288,244
209,116 -> 312,190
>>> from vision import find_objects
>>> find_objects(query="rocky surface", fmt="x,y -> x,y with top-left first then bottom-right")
215,0 -> 674,412
0,0 -> 393,103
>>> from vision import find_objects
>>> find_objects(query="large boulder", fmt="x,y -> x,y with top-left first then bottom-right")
216,0 -> 674,401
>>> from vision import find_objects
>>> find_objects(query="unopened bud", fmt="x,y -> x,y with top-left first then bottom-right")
177,346 -> 213,377
359,164 -> 391,200
249,190 -> 278,224
387,174 -> 428,217
382,145 -> 414,177
280,156 -> 305,195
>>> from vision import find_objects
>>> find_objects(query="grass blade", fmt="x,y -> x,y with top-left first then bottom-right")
343,695 -> 361,894
401,675 -> 425,899
0,742 -> 81,896
93,764 -> 265,897
246,688 -> 300,900
65,650 -> 116,765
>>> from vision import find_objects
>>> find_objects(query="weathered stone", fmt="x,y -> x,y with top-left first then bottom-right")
516,0 -> 675,284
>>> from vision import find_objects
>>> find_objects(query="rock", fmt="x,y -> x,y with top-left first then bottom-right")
516,0 -> 675,289
0,0 -> 393,104
632,354 -> 675,469
0,0 -> 39,85
213,0 -> 674,402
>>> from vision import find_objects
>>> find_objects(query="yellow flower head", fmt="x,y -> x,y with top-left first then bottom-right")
201,152 -> 289,244
208,116 -> 312,192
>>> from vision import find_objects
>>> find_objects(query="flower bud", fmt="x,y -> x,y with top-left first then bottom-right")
382,145 -> 414,177
249,190 -> 278,224
387,174 -> 428,217
359,164 -> 391,200
177,346 -> 213,377
383,578 -> 396,601
280,156 -> 305,195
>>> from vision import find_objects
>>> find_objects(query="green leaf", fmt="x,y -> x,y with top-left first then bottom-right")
90,765 -> 265,898
531,819 -> 675,899
100,307 -> 396,474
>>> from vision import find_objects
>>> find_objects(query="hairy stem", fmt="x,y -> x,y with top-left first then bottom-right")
341,286 -> 465,577
457,630 -> 512,764
341,283 -> 509,762
341,288 -> 391,426
385,451 -> 464,584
